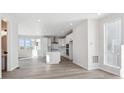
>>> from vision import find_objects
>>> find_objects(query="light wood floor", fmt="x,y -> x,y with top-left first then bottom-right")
2,57 -> 120,79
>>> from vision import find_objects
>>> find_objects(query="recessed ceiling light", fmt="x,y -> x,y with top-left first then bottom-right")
37,19 -> 41,22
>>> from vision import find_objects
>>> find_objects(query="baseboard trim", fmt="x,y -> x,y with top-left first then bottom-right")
19,57 -> 33,60
100,65 -> 120,76
73,61 -> 88,70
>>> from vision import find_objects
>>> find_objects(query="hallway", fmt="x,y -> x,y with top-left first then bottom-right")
2,57 -> 120,79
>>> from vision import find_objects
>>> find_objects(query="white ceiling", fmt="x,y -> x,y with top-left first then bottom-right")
9,13 -> 108,36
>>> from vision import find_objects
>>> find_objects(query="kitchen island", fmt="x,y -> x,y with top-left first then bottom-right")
46,51 -> 61,64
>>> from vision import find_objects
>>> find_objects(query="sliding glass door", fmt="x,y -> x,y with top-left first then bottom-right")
104,19 -> 121,67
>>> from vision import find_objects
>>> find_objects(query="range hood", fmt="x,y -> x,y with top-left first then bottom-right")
52,37 -> 58,44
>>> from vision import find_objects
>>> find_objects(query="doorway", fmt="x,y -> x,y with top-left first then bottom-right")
1,19 -> 8,72
104,19 -> 121,68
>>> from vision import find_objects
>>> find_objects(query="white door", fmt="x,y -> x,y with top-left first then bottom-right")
104,19 -> 121,67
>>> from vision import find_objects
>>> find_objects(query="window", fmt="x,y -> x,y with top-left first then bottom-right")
19,39 -> 25,47
104,19 -> 121,67
19,39 -> 32,48
25,39 -> 31,48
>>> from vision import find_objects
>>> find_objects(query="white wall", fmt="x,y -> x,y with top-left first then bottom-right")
88,19 -> 99,70
18,22 -> 42,36
19,49 -> 32,58
7,17 -> 19,71
73,20 -> 88,69
98,14 -> 124,76
41,37 -> 48,57
73,19 -> 99,70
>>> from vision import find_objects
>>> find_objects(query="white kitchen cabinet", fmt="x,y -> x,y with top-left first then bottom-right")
58,38 -> 65,46
65,33 -> 73,44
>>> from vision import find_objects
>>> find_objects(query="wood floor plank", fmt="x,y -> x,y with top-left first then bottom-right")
2,57 -> 120,79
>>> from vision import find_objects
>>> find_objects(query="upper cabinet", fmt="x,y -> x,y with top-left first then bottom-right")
65,32 -> 73,44
58,38 -> 65,46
